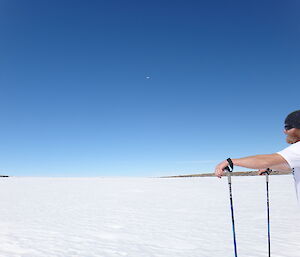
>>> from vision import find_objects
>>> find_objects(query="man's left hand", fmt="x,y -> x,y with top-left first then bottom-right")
215,160 -> 230,178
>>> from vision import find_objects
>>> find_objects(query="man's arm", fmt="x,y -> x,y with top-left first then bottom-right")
215,153 -> 290,178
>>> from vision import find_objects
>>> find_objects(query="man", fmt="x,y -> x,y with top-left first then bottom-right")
215,110 -> 300,199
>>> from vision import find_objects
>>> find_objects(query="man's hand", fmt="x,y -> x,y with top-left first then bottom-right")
215,160 -> 230,178
257,168 -> 271,175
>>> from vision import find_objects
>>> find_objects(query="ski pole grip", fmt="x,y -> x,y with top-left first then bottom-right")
224,158 -> 234,172
261,168 -> 272,175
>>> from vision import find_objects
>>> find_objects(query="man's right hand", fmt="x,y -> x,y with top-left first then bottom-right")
257,169 -> 271,175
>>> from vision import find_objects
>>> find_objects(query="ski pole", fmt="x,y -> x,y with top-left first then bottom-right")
261,168 -> 271,257
225,158 -> 238,257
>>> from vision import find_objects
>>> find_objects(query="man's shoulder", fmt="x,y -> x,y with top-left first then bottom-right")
290,141 -> 300,149
280,141 -> 300,153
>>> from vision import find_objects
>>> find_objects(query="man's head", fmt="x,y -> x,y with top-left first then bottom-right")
284,110 -> 300,144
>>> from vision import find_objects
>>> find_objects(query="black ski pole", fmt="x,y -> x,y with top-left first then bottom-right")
225,158 -> 238,257
261,168 -> 271,257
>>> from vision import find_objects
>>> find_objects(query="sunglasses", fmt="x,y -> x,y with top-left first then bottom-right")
284,124 -> 294,131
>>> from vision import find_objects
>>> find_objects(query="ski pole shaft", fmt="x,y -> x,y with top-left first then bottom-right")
225,158 -> 238,257
261,168 -> 271,257
266,170 -> 271,257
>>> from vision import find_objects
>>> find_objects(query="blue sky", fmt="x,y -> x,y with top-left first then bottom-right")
0,0 -> 300,176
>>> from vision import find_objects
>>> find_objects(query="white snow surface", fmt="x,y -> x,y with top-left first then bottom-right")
0,175 -> 300,257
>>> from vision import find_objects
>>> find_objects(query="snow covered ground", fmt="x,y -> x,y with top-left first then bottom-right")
0,175 -> 299,257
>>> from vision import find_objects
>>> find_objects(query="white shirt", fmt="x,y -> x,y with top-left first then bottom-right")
277,141 -> 300,200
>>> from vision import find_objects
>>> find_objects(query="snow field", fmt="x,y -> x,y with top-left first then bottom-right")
0,175 -> 299,257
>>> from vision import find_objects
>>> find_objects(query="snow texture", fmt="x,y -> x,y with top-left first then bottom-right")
0,175 -> 299,257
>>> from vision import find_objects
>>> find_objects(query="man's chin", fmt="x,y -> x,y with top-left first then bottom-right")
286,136 -> 300,144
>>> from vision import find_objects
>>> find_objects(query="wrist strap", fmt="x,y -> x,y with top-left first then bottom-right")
227,158 -> 234,172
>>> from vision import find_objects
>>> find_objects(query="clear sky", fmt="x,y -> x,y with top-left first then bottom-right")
0,0 -> 300,177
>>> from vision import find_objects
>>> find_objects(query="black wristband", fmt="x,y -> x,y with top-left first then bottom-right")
227,158 -> 234,171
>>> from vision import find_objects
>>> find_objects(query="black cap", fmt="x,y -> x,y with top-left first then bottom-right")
285,110 -> 300,129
